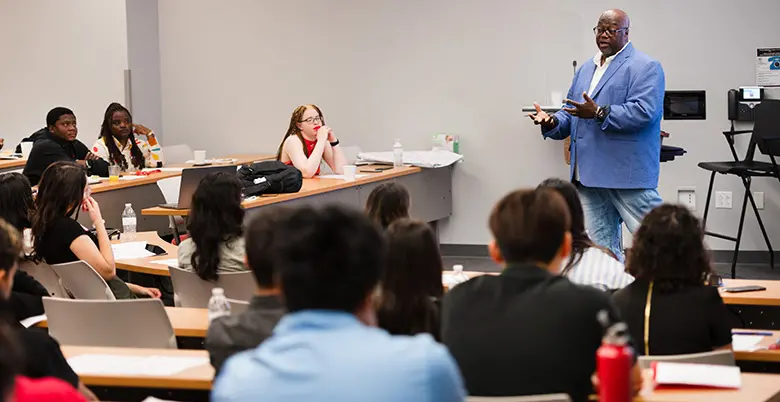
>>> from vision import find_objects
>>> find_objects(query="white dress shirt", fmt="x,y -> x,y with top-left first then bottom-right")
564,247 -> 634,291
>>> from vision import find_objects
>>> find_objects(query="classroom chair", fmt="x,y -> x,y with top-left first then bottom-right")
168,266 -> 254,308
156,176 -> 186,241
467,395 -> 571,402
18,260 -> 69,299
42,297 -> 177,349
638,349 -> 736,370
49,261 -> 116,300
161,144 -> 193,165
227,298 -> 249,315
698,99 -> 780,278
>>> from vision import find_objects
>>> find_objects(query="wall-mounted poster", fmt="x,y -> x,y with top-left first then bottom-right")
757,48 -> 780,87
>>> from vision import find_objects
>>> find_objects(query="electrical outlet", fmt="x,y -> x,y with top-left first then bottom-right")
754,192 -> 764,209
677,189 -> 696,210
715,191 -> 733,209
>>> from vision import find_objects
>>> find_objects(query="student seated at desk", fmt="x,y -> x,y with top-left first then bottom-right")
31,162 -> 161,300
365,182 -> 410,230
22,107 -> 109,186
0,173 -> 49,322
91,102 -> 165,173
0,219 -> 95,401
537,178 -> 633,292
441,188 -> 641,401
178,172 -> 247,281
612,204 -> 733,356
376,219 -> 443,341
212,205 -> 465,402
276,104 -> 347,178
206,207 -> 287,372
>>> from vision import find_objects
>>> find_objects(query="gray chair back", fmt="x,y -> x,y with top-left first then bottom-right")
227,298 -> 250,315
168,266 -> 254,308
18,260 -> 69,298
638,349 -> 736,370
43,297 -> 176,349
49,261 -> 115,300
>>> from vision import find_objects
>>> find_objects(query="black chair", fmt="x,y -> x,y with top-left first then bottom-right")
698,99 -> 780,278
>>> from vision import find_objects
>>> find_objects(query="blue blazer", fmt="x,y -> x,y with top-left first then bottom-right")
543,43 -> 665,189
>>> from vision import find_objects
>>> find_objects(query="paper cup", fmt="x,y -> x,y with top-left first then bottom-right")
343,165 -> 357,182
21,142 -> 34,158
194,150 -> 206,164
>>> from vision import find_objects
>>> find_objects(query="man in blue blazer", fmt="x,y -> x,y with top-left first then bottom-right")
529,9 -> 665,260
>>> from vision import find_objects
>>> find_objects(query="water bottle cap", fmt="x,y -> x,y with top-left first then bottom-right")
453,264 -> 464,272
125,203 -> 132,207
212,288 -> 225,296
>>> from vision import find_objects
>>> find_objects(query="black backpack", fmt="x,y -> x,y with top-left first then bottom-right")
236,160 -> 303,196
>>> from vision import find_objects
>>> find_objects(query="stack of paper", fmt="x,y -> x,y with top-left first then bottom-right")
653,362 -> 741,389
111,242 -> 155,260
151,258 -> 180,267
357,150 -> 463,168
67,354 -> 209,376
732,334 -> 764,351
319,174 -> 369,181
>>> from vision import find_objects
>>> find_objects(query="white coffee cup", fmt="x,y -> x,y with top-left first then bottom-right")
551,91 -> 564,107
21,142 -> 34,158
343,165 -> 357,182
194,150 -> 206,164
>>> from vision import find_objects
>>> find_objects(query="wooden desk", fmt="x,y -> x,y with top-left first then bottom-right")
142,165 -> 454,227
734,330 -> 780,363
0,154 -> 26,174
637,371 -> 780,402
41,306 -> 208,338
82,153 -> 273,235
721,279 -> 780,307
112,231 -> 177,276
61,346 -> 213,390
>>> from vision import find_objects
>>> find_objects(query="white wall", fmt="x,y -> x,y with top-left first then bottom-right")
158,0 -> 780,250
126,0 -> 164,139
0,0 -> 128,150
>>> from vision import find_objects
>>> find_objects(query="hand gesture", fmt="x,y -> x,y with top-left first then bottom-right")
133,124 -> 153,136
138,286 -> 162,299
316,125 -> 331,143
563,92 -> 598,118
527,102 -> 555,129
83,197 -> 103,225
85,152 -> 100,161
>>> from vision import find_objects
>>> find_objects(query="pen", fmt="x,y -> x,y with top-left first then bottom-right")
732,331 -> 774,336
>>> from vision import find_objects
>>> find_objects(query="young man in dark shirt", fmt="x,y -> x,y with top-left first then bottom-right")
0,218 -> 96,400
22,107 -> 108,185
205,208 -> 288,372
441,188 -> 641,402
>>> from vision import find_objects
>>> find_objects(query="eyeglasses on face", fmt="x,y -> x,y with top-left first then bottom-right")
299,116 -> 323,124
593,26 -> 628,37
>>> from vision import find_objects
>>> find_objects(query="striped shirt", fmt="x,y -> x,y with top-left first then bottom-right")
92,134 -> 165,173
564,247 -> 634,291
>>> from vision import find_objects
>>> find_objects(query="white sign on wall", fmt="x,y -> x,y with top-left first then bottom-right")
756,48 -> 780,87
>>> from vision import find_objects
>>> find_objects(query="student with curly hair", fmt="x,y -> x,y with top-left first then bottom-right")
612,204 -> 732,356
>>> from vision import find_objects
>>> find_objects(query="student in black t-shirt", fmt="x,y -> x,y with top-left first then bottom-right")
0,218 -> 96,400
612,204 -> 733,356
376,219 -> 443,340
31,162 -> 160,299
22,107 -> 109,186
441,188 -> 642,402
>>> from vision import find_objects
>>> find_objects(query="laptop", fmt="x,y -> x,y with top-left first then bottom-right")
158,165 -> 237,209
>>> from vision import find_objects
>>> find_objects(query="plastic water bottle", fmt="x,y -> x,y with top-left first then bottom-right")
450,264 -> 470,288
121,203 -> 136,240
208,288 -> 231,322
393,139 -> 403,167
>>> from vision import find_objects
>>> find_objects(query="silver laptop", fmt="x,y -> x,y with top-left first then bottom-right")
158,165 -> 237,209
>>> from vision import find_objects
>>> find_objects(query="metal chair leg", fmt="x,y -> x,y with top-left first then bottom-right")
731,183 -> 751,279
702,171 -> 716,228
743,177 -> 774,271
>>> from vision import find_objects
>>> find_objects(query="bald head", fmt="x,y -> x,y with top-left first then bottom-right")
595,9 -> 630,59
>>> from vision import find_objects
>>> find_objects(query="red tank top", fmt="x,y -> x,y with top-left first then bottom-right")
284,137 -> 320,176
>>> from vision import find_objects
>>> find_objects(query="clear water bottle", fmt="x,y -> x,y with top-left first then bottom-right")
121,203 -> 136,240
393,139 -> 403,167
208,288 -> 231,322
450,264 -> 470,288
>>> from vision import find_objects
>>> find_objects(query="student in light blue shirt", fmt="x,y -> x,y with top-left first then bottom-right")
212,205 -> 466,402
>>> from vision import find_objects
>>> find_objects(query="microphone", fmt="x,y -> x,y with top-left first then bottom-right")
572,60 -> 578,76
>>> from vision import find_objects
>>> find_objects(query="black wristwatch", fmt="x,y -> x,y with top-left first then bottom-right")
330,139 -> 340,147
595,105 -> 610,122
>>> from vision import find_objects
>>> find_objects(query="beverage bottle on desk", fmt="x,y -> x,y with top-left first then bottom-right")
121,203 -> 137,240
450,264 -> 470,288
208,288 -> 231,322
393,139 -> 403,167
596,310 -> 633,402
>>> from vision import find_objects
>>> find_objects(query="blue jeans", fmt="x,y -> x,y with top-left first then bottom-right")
575,183 -> 663,262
